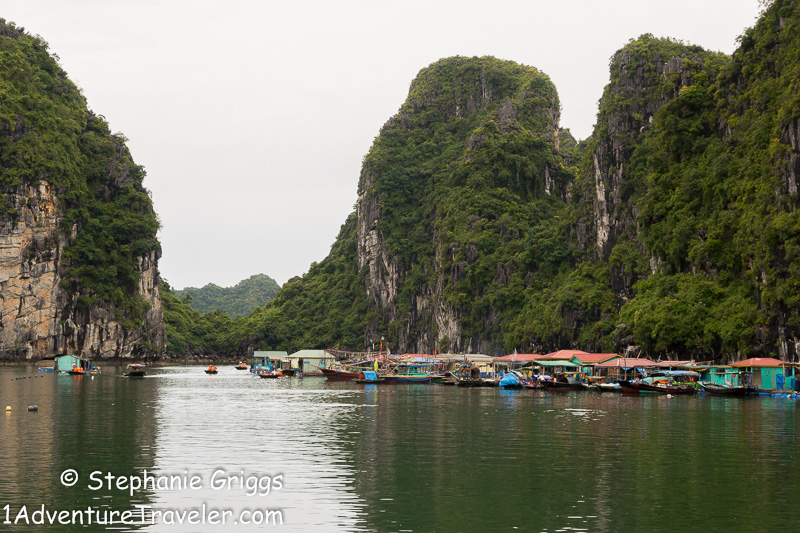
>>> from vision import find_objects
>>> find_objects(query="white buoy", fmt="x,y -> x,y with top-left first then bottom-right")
5,406 -> 11,412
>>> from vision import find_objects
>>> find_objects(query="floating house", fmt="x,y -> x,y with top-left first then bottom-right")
696,365 -> 743,386
594,357 -> 659,381
533,359 -> 582,378
729,358 -> 798,391
252,351 -> 287,372
569,353 -> 621,374
54,354 -> 86,373
288,350 -> 335,375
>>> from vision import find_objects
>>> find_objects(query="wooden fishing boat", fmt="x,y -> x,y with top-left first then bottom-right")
541,378 -> 584,391
258,370 -> 282,379
124,364 -> 146,377
583,382 -> 622,392
321,367 -> 360,380
699,383 -> 756,396
383,375 -> 433,383
618,380 -> 697,394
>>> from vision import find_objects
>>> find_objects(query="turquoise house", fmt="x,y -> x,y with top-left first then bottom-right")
699,366 -> 744,386
252,351 -> 288,372
54,355 -> 85,373
730,358 -> 797,391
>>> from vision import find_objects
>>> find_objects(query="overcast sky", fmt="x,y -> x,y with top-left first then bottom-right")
3,0 -> 762,289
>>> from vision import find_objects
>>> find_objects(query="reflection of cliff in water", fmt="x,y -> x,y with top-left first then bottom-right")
0,366 -> 159,531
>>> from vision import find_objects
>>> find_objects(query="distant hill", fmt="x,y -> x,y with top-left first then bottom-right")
175,274 -> 281,317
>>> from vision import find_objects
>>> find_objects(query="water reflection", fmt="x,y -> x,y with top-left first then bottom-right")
2,368 -> 800,532
0,366 -> 159,532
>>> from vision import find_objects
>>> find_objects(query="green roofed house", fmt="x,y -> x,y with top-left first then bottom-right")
288,350 -> 334,376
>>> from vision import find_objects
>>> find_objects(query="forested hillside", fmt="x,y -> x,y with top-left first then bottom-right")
175,274 -> 280,317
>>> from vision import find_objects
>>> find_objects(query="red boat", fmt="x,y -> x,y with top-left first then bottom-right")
321,367 -> 360,380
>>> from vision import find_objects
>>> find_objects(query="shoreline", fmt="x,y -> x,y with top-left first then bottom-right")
0,355 -> 241,367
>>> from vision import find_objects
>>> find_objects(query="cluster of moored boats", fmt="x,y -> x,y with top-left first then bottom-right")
316,357 -> 780,396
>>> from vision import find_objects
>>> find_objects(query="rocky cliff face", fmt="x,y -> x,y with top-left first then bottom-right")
356,57 -> 572,354
577,38 -> 727,261
0,21 -> 165,361
0,181 -> 165,361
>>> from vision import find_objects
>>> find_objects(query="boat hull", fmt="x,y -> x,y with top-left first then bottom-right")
382,375 -> 433,384
619,381 -> 697,394
700,384 -> 757,396
321,368 -> 360,380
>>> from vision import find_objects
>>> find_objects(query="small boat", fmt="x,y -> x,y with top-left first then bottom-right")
453,364 -> 484,387
205,365 -> 218,375
699,383 -> 757,396
258,370 -> 282,379
321,366 -> 360,380
583,382 -> 622,392
498,371 -> 524,389
66,366 -> 88,376
541,376 -> 584,391
124,364 -> 147,377
235,362 -> 248,370
382,374 -> 433,384
618,380 -> 697,394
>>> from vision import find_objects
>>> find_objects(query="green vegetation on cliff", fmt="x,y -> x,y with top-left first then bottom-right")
175,274 -> 280,318
0,20 -> 160,328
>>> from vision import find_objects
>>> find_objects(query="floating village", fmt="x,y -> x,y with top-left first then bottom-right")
35,349 -> 800,398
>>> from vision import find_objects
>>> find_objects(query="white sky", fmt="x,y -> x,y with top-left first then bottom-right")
2,0 -> 762,289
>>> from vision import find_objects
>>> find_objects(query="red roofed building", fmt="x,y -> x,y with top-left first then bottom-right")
730,358 -> 796,391
729,358 -> 786,367
542,349 -> 588,360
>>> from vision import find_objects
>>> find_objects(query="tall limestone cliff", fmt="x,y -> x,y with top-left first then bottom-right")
356,57 -> 574,354
0,21 -> 164,360
572,0 -> 800,360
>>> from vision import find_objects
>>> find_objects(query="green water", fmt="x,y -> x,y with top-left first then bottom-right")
1,365 -> 799,532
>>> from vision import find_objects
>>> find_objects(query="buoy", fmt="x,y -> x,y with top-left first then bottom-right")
5,406 -> 11,411
666,394 -> 673,398
27,405 -> 38,412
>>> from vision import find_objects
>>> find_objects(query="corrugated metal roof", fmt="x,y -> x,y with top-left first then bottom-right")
572,353 -> 620,363
596,358 -> 659,368
493,354 -> 545,362
288,350 -> 332,360
730,357 -> 788,367
542,350 -> 589,359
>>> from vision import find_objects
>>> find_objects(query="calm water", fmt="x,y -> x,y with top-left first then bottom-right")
1,365 -> 799,532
